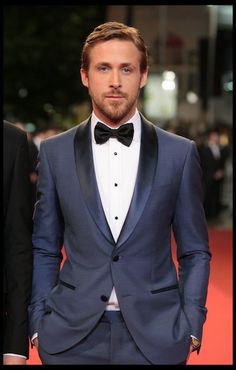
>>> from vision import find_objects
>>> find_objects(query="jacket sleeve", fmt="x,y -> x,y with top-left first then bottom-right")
173,141 -> 211,343
4,132 -> 33,358
28,141 -> 64,338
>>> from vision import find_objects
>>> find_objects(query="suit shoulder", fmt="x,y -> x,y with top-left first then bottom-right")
156,126 -> 193,146
41,118 -> 91,150
140,114 -> 192,147
3,120 -> 27,144
41,125 -> 79,148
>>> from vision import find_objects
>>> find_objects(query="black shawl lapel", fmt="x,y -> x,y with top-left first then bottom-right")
74,118 -> 115,245
116,115 -> 158,247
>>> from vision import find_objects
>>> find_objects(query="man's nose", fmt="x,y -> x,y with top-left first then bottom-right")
109,70 -> 121,89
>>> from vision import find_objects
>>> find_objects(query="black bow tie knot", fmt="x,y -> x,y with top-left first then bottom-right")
94,121 -> 134,147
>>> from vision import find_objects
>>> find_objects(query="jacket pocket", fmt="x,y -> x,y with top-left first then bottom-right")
150,284 -> 178,294
59,279 -> 76,290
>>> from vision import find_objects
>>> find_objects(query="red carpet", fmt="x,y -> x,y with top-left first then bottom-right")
27,228 -> 232,365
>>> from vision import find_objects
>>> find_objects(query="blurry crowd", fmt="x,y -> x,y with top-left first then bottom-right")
197,128 -> 230,221
163,120 -> 232,226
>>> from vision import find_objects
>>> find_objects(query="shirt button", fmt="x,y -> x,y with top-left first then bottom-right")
114,152 -> 117,156
113,255 -> 119,262
114,183 -> 118,187
100,295 -> 108,302
115,216 -> 118,220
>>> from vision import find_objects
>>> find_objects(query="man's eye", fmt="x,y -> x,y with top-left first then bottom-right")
122,67 -> 131,73
98,66 -> 109,72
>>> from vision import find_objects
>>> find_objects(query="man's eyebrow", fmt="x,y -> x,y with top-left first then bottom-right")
95,62 -> 134,67
120,63 -> 133,67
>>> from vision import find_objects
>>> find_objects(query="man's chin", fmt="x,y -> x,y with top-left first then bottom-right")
106,107 -> 129,122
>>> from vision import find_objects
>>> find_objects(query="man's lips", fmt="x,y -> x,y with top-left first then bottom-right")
105,95 -> 125,99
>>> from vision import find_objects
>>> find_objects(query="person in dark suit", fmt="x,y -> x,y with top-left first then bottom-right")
198,128 -> 228,220
14,121 -> 39,209
3,121 -> 33,365
28,22 -> 211,365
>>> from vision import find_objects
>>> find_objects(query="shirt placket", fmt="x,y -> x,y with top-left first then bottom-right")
109,139 -> 123,242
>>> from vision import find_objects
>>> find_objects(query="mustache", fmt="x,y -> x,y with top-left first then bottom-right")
104,91 -> 127,98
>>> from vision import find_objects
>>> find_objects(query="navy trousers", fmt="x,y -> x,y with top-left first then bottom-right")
38,311 -> 186,365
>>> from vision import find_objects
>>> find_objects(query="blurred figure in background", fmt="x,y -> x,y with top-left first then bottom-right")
3,121 -> 33,364
198,128 -> 228,221
15,122 -> 39,208
32,128 -> 46,150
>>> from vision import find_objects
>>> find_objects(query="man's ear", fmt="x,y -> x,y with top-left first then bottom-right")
80,68 -> 89,87
140,69 -> 148,89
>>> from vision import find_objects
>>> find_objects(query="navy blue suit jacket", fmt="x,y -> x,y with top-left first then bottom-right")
28,114 -> 211,364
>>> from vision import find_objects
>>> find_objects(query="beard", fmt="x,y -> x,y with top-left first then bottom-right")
88,88 -> 139,125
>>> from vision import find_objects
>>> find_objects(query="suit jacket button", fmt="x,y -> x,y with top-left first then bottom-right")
100,295 -> 108,302
113,255 -> 119,262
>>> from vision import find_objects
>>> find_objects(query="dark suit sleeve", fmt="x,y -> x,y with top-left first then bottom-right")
28,141 -> 64,338
4,129 -> 33,358
172,141 -> 211,344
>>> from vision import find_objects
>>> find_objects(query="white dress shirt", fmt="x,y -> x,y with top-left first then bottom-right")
91,110 -> 141,310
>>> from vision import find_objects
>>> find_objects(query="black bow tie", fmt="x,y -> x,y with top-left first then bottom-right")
94,122 -> 134,147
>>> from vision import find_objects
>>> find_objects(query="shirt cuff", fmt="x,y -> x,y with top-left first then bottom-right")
3,353 -> 27,359
190,335 -> 201,354
31,332 -> 38,344
190,334 -> 200,341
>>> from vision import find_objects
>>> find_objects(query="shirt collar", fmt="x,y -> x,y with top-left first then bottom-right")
91,109 -> 141,144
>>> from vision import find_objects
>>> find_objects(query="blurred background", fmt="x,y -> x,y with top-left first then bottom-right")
3,4 -> 233,228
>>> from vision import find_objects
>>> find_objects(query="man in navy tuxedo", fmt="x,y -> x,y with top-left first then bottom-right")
29,22 -> 211,364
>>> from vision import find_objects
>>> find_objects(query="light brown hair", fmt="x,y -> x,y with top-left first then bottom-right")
81,21 -> 148,73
